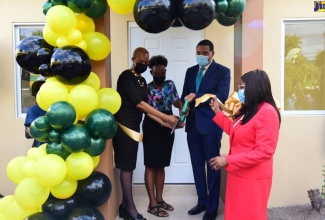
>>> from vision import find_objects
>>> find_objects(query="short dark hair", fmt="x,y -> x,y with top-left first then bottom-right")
197,39 -> 214,51
132,47 -> 149,60
239,69 -> 281,125
148,55 -> 168,69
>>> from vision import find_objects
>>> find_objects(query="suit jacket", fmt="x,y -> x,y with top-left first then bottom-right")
181,60 -> 230,135
213,103 -> 280,179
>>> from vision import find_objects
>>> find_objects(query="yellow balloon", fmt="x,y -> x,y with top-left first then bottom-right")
15,177 -> 50,209
0,195 -> 15,216
68,29 -> 83,44
56,35 -> 70,48
76,14 -> 95,33
0,213 -> 5,220
97,88 -> 122,114
68,85 -> 98,116
50,176 -> 78,199
92,155 -> 100,169
39,143 -> 47,151
80,72 -> 101,91
75,39 -> 88,51
27,147 -> 47,161
36,81 -> 69,111
35,154 -> 67,187
83,32 -> 111,60
43,24 -> 61,47
107,0 -> 136,15
7,200 -> 38,220
22,160 -> 36,177
6,156 -> 28,183
46,5 -> 77,34
66,152 -> 94,180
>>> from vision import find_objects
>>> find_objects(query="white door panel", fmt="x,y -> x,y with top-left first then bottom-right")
129,22 -> 202,183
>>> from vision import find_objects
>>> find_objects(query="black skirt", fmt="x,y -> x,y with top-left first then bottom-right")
142,112 -> 175,168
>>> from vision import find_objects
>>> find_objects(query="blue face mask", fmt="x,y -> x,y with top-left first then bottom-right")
238,89 -> 245,103
196,55 -> 209,67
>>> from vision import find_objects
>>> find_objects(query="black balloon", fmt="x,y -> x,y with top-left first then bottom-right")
67,206 -> 104,220
42,195 -> 58,214
134,0 -> 176,34
216,13 -> 239,26
75,171 -> 112,207
39,64 -> 53,78
50,46 -> 91,85
177,0 -> 216,30
51,201 -> 71,219
15,36 -> 54,74
224,0 -> 246,17
24,212 -> 56,220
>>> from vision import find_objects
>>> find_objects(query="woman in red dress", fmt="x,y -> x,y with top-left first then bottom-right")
209,69 -> 281,220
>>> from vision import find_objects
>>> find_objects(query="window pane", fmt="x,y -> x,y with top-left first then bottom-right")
284,20 -> 325,112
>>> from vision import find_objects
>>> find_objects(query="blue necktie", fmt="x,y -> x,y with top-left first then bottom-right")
196,67 -> 205,93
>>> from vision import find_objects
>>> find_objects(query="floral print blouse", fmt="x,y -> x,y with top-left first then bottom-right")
147,80 -> 179,112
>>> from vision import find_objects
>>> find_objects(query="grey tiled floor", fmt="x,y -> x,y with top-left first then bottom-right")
116,196 -> 225,220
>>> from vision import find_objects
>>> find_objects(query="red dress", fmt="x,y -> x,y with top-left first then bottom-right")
213,103 -> 280,220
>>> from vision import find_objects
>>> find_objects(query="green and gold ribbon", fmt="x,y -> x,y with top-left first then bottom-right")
117,122 -> 143,142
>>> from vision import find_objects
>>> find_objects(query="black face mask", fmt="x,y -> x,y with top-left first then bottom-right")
134,63 -> 148,74
153,76 -> 166,85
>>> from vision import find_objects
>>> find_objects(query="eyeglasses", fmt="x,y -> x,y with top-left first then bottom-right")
238,84 -> 246,90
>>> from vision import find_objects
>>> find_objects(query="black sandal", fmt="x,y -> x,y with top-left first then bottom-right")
158,200 -> 174,211
147,205 -> 169,217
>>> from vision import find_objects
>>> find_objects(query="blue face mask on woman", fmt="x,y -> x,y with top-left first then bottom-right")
238,89 -> 245,103
196,55 -> 209,66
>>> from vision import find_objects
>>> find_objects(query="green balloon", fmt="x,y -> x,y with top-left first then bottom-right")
34,116 -> 52,132
43,1 -> 53,15
85,0 -> 107,19
216,13 -> 240,26
30,121 -> 49,142
83,136 -> 106,156
46,141 -> 71,160
66,0 -> 93,13
85,108 -> 118,139
48,129 -> 61,142
225,0 -> 246,17
61,124 -> 90,153
46,101 -> 76,130
51,0 -> 66,6
215,0 -> 228,14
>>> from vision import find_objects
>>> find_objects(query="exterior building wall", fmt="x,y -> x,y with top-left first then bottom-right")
264,0 -> 325,207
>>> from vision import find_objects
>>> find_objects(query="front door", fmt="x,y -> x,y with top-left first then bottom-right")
129,22 -> 203,183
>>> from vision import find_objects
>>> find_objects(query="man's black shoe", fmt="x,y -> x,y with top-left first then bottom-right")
202,211 -> 217,220
188,205 -> 206,215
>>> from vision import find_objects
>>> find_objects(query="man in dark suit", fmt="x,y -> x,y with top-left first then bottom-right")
181,39 -> 230,220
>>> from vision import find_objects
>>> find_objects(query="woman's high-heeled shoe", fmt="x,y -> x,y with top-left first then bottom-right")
126,213 -> 147,220
119,204 -> 128,218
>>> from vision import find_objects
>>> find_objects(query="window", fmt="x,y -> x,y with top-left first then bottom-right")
282,18 -> 325,115
13,23 -> 45,118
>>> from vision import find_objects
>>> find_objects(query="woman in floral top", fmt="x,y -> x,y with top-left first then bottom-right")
143,55 -> 184,217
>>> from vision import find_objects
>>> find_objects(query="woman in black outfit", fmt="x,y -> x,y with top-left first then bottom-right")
113,48 -> 177,220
